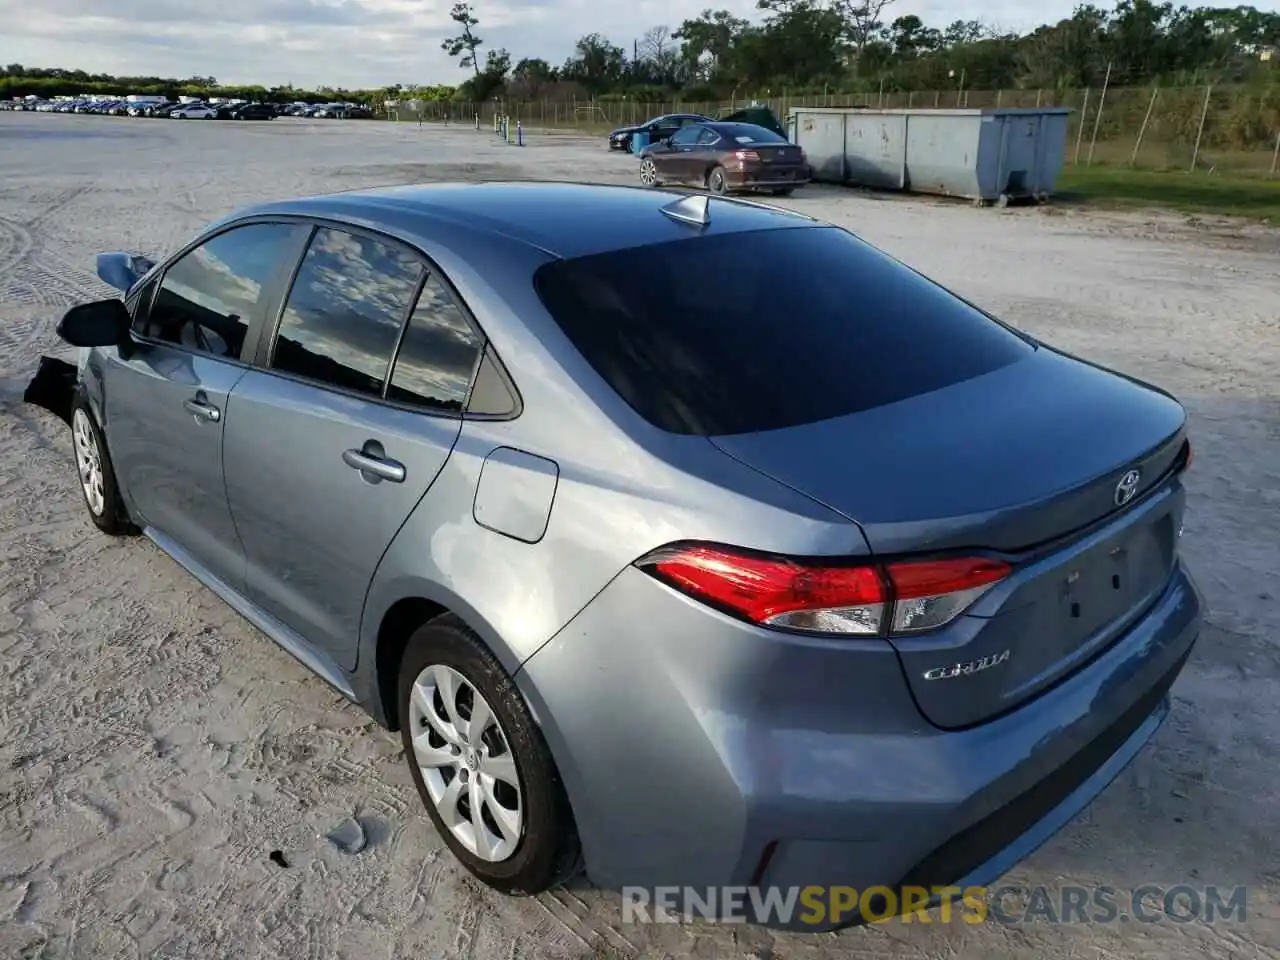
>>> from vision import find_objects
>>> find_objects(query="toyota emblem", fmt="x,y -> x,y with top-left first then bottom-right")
1114,469 -> 1142,507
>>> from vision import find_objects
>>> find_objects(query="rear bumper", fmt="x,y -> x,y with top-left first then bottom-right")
727,168 -> 810,190
516,559 -> 1202,929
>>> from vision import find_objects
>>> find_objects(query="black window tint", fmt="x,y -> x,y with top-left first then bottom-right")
145,223 -> 296,359
386,272 -> 483,411
533,226 -> 1034,436
272,227 -> 424,397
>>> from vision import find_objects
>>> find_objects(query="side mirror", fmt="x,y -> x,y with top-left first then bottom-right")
56,299 -> 133,348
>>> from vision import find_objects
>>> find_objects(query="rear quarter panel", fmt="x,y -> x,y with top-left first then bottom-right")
354,224 -> 869,695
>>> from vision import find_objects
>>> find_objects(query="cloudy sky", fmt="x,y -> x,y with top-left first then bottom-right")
1,0 -> 1086,89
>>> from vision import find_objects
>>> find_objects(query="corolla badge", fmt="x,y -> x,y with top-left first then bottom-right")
922,649 -> 1011,681
1114,468 -> 1142,507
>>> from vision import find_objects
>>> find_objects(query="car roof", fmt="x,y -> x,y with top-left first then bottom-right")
645,113 -> 703,123
226,181 -> 820,261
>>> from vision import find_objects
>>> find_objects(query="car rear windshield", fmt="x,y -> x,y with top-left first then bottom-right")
532,225 -> 1035,436
714,123 -> 786,144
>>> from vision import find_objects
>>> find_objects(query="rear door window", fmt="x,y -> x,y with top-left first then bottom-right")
270,226 -> 424,397
533,226 -> 1034,436
386,272 -> 484,412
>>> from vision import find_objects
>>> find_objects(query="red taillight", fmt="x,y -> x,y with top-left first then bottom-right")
735,149 -> 760,161
1181,439 -> 1193,471
637,545 -> 1010,637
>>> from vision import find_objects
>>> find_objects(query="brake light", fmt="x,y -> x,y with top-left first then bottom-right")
1180,439 -> 1193,471
735,150 -> 760,161
636,544 -> 1010,636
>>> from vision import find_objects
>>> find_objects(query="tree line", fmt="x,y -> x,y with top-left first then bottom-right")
3,1 -> 1278,106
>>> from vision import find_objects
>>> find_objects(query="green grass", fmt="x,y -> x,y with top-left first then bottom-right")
1058,163 -> 1280,221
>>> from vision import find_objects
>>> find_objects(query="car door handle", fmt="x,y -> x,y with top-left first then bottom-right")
182,397 -> 220,422
342,448 -> 406,483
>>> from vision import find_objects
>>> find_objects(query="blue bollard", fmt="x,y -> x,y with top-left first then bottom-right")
516,121 -> 524,146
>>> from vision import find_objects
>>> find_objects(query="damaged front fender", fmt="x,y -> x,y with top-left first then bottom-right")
23,355 -> 79,426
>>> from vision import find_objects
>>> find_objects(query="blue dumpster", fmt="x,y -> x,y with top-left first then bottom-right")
629,131 -> 650,154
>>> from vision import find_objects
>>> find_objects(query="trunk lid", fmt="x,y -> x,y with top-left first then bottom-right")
746,144 -> 804,165
711,348 -> 1189,728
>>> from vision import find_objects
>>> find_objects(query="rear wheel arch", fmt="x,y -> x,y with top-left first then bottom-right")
373,594 -> 519,731
375,596 -> 448,731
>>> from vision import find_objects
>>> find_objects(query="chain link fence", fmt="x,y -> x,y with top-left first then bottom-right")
389,86 -> 1280,179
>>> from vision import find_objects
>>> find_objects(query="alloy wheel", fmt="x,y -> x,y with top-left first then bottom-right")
639,158 -> 658,187
408,663 -> 523,862
72,408 -> 106,517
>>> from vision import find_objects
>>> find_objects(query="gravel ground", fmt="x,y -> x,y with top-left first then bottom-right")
1,112 -> 1278,960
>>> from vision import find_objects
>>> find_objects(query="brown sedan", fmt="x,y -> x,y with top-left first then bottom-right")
637,121 -> 811,197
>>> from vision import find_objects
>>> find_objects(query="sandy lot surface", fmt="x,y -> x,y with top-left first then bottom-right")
1,112 -> 1278,960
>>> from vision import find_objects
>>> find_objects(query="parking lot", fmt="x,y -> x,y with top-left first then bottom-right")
1,110 -> 1278,959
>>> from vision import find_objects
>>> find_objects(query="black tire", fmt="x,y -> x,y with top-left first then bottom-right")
398,614 -> 579,894
70,393 -> 137,536
707,165 -> 729,196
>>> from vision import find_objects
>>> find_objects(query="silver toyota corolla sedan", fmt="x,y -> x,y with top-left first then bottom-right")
50,182 -> 1201,928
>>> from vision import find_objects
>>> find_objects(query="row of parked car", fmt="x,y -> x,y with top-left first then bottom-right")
1,98 -> 372,120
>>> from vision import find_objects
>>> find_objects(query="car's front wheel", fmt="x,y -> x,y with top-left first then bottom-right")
71,396 -> 135,536
398,615 -> 579,894
639,157 -> 660,187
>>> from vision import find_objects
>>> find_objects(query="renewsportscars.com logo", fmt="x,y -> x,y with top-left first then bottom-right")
621,884 -> 1250,926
